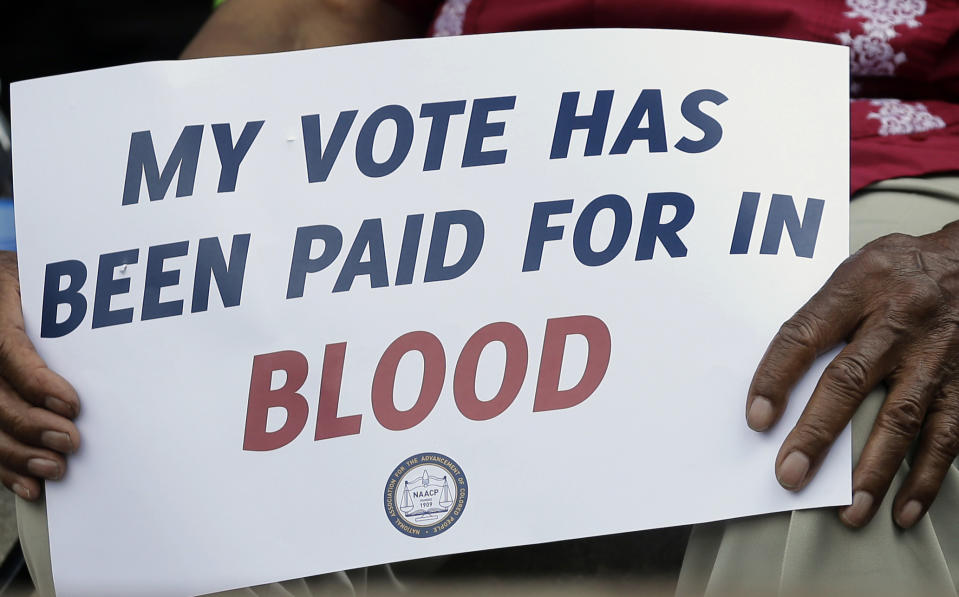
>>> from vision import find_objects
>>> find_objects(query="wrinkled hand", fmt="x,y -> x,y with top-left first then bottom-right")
0,251 -> 80,500
746,224 -> 959,529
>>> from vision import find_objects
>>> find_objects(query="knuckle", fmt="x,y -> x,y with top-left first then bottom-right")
871,233 -> 914,252
3,408 -> 38,442
777,314 -> 822,350
926,432 -> 959,463
907,277 -> 943,311
855,234 -> 912,268
834,253 -> 864,277
855,234 -> 933,281
855,463 -> 895,494
873,310 -> 913,338
855,248 -> 896,274
18,368 -> 50,401
882,278 -> 942,317
791,419 -> 834,450
3,410 -> 26,438
823,355 -> 871,397
924,410 -> 959,461
876,397 -> 925,438
0,347 -> 38,395
0,336 -> 47,398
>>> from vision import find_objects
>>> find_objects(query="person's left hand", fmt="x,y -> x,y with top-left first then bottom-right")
745,222 -> 959,529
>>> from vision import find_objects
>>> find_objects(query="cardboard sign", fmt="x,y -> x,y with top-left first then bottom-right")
11,29 -> 850,596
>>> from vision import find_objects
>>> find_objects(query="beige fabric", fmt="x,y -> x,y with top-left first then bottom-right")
677,175 -> 959,597
17,175 -> 959,596
16,497 -> 53,597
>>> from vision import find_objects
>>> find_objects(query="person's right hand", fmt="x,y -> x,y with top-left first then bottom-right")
0,251 -> 80,500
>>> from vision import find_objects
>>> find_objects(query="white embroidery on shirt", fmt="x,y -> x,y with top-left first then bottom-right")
837,0 -> 926,76
866,99 -> 946,136
432,0 -> 472,37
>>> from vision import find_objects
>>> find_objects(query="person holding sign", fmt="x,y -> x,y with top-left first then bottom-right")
6,1 -> 959,596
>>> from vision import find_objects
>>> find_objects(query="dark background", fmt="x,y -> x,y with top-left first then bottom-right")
2,1 -> 211,119
0,2 -> 211,197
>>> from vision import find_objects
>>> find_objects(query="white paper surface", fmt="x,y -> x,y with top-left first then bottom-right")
11,29 -> 850,597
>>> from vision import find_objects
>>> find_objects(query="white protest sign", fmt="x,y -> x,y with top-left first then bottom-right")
12,29 -> 849,596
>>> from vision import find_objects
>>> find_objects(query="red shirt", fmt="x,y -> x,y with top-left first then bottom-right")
391,0 -> 959,193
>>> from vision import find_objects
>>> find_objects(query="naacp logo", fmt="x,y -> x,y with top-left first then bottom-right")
384,452 -> 468,538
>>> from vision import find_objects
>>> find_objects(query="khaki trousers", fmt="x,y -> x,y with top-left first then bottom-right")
18,175 -> 959,596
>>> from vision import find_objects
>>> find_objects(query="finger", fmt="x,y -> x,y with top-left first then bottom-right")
839,353 -> 943,528
892,390 -> 959,529
747,271 -> 865,431
0,265 -> 79,419
775,323 -> 900,491
0,467 -> 42,501
0,428 -> 66,481
0,377 -> 80,454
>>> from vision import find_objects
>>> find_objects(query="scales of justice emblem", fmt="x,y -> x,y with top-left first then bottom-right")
398,467 -> 455,523
384,452 -> 468,537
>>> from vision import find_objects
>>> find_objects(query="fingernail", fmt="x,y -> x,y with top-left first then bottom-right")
840,491 -> 874,527
11,483 -> 31,500
27,458 -> 61,480
897,499 -> 924,528
45,396 -> 75,417
777,451 -> 810,489
747,396 -> 776,430
40,430 -> 74,453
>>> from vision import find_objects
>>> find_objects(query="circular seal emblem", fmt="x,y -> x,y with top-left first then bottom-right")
384,452 -> 468,538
